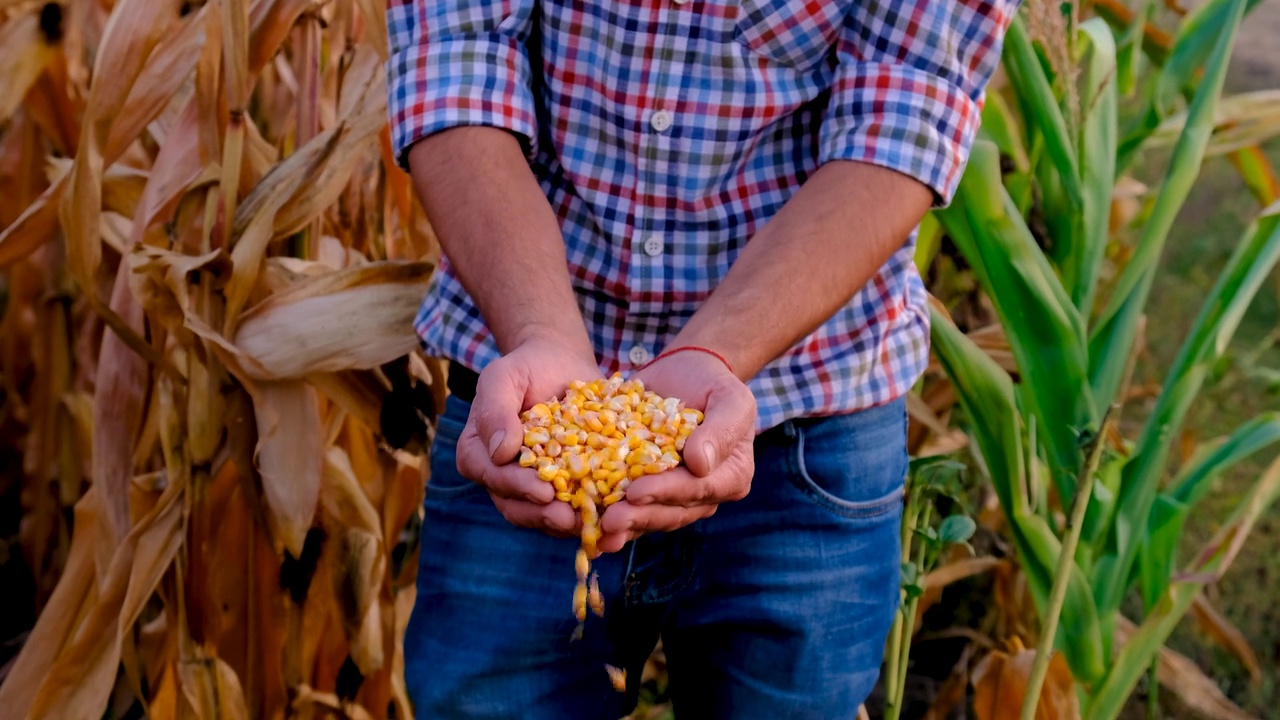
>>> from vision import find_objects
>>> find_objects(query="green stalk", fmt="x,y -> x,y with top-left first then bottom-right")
884,489 -> 921,720
895,504 -> 932,697
1020,407 -> 1113,720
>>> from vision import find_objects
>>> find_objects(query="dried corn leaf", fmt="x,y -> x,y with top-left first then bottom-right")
0,178 -> 64,269
1115,615 -> 1255,720
250,379 -> 322,556
0,12 -> 57,123
971,640 -> 1079,720
177,656 -> 250,720
0,488 -> 104,719
233,261 -> 431,379
1189,595 -> 1262,685
28,476 -> 184,720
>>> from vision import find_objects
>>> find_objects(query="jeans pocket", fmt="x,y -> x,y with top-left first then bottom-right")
732,0 -> 843,70
788,398 -> 907,519
425,396 -> 485,499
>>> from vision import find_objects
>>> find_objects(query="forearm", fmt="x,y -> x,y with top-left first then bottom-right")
673,160 -> 932,380
407,127 -> 592,358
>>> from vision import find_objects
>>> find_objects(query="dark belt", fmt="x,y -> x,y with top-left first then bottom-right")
446,362 -> 480,403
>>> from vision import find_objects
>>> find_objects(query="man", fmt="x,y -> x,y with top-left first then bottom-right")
387,0 -> 1013,717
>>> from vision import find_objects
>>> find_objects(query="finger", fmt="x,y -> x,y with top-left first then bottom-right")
456,422 -> 555,503
596,529 -> 638,554
470,362 -> 527,465
490,494 -> 580,536
683,382 -> 756,477
623,448 -> 753,508
598,499 -> 715,537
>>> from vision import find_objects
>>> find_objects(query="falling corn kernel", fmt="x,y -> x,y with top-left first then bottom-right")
518,373 -> 701,629
587,573 -> 605,617
605,664 -> 627,693
573,581 -> 588,623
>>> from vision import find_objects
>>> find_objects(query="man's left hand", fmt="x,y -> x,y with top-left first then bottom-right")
596,349 -> 757,553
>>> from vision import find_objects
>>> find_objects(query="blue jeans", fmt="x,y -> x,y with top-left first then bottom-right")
404,394 -> 907,719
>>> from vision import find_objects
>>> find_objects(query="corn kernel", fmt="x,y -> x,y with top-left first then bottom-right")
573,580 -> 588,622
588,573 -> 604,617
516,373 -> 702,625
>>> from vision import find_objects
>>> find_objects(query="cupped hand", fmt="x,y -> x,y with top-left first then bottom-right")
454,338 -> 602,536
597,349 -> 757,553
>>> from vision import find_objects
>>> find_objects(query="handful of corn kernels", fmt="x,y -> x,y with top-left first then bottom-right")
518,373 -> 702,629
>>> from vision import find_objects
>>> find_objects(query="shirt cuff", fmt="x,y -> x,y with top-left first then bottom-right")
387,36 -> 539,170
819,63 -> 982,207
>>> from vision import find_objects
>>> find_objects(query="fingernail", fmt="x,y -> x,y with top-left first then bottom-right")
703,444 -> 717,469
630,495 -> 652,506
488,430 -> 506,459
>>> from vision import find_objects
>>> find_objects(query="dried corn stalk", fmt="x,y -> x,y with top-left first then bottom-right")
0,0 -> 440,717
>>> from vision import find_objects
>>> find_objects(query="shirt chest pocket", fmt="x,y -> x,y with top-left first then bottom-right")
732,0 -> 846,71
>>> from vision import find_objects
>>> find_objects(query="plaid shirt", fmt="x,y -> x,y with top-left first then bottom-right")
387,0 -> 1014,431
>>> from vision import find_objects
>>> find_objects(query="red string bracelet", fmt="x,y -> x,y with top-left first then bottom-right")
640,345 -> 736,376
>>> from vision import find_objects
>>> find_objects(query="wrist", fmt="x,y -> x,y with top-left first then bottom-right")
644,345 -> 736,378
510,327 -> 597,367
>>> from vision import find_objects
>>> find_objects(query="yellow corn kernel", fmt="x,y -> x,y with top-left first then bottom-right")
553,476 -> 569,493
576,549 -> 590,581
581,524 -> 601,554
537,465 -> 559,483
605,664 -> 626,693
556,491 -> 573,503
628,464 -> 646,479
518,448 -> 538,467
573,580 -> 588,622
606,469 -> 626,485
588,573 -> 604,617
602,491 -> 625,506
566,455 -> 590,480
524,428 -> 550,446
545,439 -> 563,457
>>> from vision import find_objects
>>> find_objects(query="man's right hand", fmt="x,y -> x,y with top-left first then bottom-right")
453,339 -> 602,536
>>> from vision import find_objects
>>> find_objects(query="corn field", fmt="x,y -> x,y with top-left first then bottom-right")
0,0 -> 443,717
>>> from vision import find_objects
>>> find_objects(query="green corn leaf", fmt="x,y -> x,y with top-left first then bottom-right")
1094,190 -> 1280,617
930,308 -> 1106,680
929,305 -> 1027,516
1138,412 -> 1280,607
1065,20 -> 1118,314
1017,510 -> 1108,684
1002,15 -> 1083,209
1086,455 -> 1280,720
1088,0 -> 1243,414
1117,0 -> 1266,168
937,141 -> 1095,498
1116,0 -> 1152,97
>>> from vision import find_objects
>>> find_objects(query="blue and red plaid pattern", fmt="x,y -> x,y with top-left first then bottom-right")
387,0 -> 1015,431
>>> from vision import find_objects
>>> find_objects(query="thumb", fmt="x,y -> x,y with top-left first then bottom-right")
470,362 -> 526,465
683,382 -> 756,477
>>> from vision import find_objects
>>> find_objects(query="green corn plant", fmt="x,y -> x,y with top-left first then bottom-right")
923,0 -> 1280,716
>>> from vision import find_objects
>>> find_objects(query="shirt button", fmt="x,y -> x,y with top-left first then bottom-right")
628,345 -> 651,366
650,110 -> 673,133
642,235 -> 664,257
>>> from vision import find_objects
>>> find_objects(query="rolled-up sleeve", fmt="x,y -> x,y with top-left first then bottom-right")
818,0 -> 1017,205
386,0 -> 540,169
